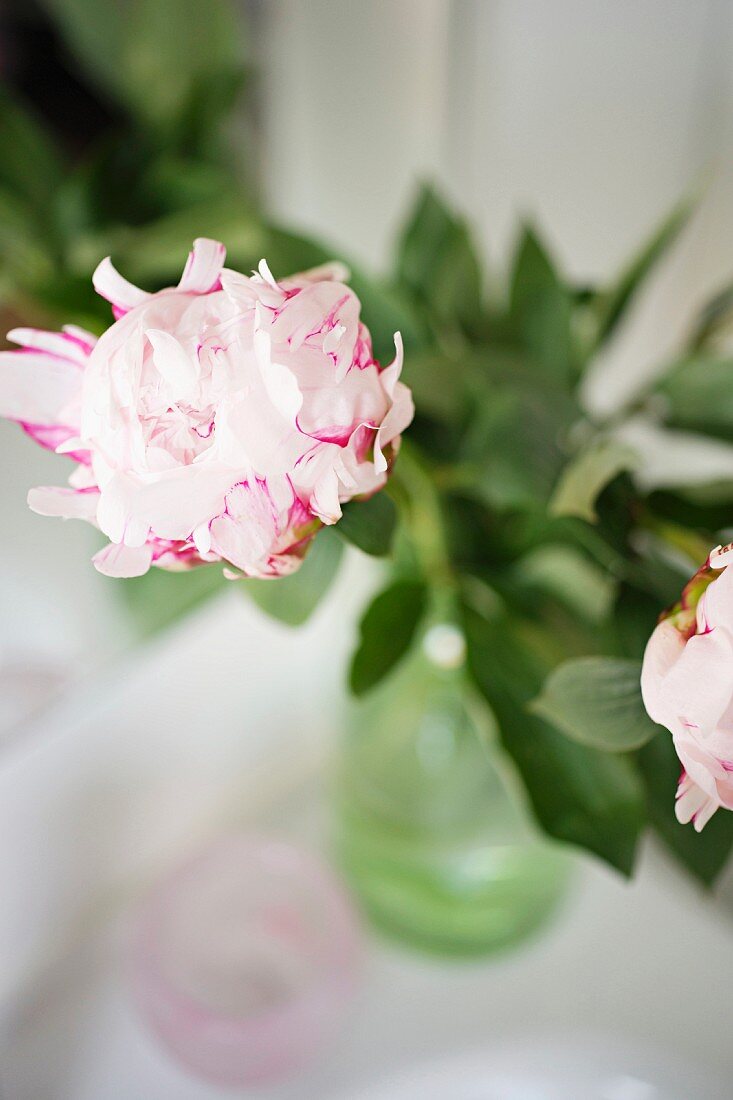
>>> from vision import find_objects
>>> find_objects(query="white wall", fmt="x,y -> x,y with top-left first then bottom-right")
262,0 -> 733,279
262,0 -> 733,449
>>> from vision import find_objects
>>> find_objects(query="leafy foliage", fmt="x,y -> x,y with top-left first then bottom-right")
463,605 -> 645,874
349,580 -> 428,696
122,563 -> 228,637
246,530 -> 344,627
337,493 -> 398,557
550,439 -> 639,522
396,183 -> 483,336
531,657 -> 659,752
509,225 -> 574,384
638,731 -> 733,886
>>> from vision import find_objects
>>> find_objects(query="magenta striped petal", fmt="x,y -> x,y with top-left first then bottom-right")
62,325 -> 98,355
0,350 -> 81,425
177,238 -> 227,294
93,257 -> 151,314
7,327 -> 89,366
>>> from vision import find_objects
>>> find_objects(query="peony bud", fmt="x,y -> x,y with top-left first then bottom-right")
0,241 -> 413,579
641,544 -> 733,831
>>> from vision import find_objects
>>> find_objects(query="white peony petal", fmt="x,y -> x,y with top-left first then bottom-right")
92,257 -> 151,312
62,325 -> 98,353
311,465 -> 342,524
7,327 -> 89,366
177,238 -> 227,294
0,350 -> 81,425
378,332 -> 404,399
662,628 -> 733,735
146,329 -> 198,396
208,479 -> 292,575
221,268 -> 280,310
28,486 -> 100,521
322,323 -> 346,356
374,378 -> 415,475
295,260 -> 351,284
92,542 -> 153,578
256,258 -> 280,291
640,620 -> 686,726
69,463 -> 98,489
675,775 -> 719,831
192,521 -> 212,556
253,321 -> 303,422
56,436 -> 85,455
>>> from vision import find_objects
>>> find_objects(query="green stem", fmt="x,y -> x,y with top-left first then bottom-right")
393,439 -> 455,594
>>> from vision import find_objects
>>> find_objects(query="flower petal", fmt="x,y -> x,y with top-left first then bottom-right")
28,486 -> 100,521
146,329 -> 198,397
0,349 -> 81,425
7,327 -> 89,366
93,257 -> 151,314
177,238 -> 227,294
92,541 -> 153,578
253,316 -> 303,422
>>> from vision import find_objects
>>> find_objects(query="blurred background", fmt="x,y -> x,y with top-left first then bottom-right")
2,1 -> 733,1097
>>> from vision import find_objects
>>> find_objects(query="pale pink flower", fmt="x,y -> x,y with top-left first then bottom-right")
641,544 -> 733,830
0,240 -> 413,579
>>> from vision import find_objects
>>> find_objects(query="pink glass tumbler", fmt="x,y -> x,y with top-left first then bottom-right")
129,834 -> 363,1088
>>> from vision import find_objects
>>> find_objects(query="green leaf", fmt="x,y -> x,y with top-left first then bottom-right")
638,731 -> 733,885
0,190 -> 55,303
550,439 -> 639,523
608,584 -> 663,661
337,493 -> 397,557
463,605 -> 645,874
652,356 -> 733,442
349,580 -> 428,696
463,382 -> 576,511
531,657 -> 658,752
396,184 -> 482,332
39,0 -> 128,103
0,91 -> 63,216
44,0 -> 247,146
246,528 -> 343,627
121,0 -> 244,133
687,281 -> 733,351
120,563 -> 227,637
509,225 -> 573,383
351,275 -> 426,365
593,199 -> 692,348
512,544 -> 616,625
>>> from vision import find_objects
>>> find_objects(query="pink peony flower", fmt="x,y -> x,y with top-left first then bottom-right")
641,544 -> 733,830
0,239 -> 413,579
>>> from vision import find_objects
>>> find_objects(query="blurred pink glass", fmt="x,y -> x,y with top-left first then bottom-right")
128,834 -> 363,1088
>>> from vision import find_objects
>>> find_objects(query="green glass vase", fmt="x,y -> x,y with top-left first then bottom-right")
334,629 -> 571,957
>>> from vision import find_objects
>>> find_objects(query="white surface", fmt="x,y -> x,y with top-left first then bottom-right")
344,1035 -> 728,1100
0,562 -> 732,1098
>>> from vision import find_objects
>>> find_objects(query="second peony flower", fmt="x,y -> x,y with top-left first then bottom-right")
641,545 -> 733,831
0,240 -> 413,579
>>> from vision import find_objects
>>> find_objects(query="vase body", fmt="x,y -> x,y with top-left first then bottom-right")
334,643 -> 570,956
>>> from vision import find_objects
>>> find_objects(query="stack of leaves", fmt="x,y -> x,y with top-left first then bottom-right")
276,186 -> 733,886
